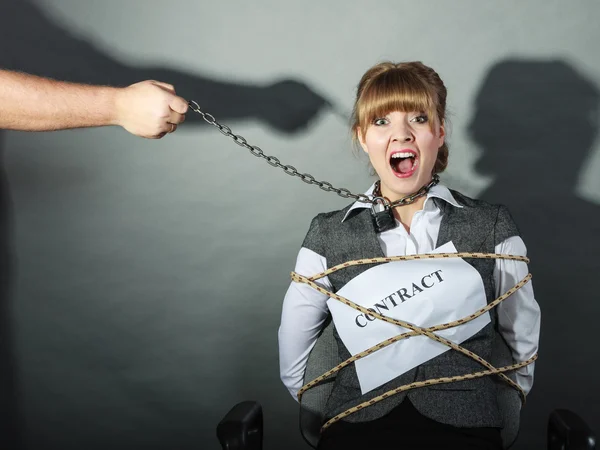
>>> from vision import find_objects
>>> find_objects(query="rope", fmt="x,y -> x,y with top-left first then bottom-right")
291,252 -> 537,431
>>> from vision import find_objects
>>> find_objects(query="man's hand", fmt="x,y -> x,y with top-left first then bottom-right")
114,80 -> 189,139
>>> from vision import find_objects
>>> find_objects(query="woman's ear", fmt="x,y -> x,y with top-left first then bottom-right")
438,120 -> 446,147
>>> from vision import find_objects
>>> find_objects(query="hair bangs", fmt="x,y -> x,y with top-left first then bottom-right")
357,69 -> 438,133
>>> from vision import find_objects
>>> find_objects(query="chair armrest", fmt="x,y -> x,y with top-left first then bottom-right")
217,401 -> 263,450
548,409 -> 596,450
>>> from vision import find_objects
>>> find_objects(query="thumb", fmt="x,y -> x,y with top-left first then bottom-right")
169,95 -> 189,115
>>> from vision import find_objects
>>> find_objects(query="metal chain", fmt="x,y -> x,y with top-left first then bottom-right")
190,100 -> 400,205
374,174 -> 440,208
189,100 -> 439,207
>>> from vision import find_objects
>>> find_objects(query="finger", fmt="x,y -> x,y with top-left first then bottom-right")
152,81 -> 176,93
169,95 -> 189,115
155,121 -> 174,137
169,110 -> 186,125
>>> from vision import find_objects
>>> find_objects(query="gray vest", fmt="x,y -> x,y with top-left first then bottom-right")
301,191 -> 520,428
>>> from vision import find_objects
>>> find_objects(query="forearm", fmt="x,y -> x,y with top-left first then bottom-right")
0,70 -> 120,131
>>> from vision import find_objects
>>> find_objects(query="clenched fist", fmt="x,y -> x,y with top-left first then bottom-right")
114,80 -> 189,139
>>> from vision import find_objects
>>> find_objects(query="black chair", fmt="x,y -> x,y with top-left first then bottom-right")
217,401 -> 263,450
216,317 -> 596,450
548,409 -> 596,450
217,402 -> 596,450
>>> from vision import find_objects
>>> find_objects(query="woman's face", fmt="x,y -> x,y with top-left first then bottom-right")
358,110 -> 445,202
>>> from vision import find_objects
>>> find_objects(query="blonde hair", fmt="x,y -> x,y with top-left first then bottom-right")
351,61 -> 449,174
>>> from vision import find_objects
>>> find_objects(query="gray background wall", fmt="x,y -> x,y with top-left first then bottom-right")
1,1 -> 599,449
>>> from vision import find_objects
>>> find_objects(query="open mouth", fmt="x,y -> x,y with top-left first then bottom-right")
390,150 -> 418,177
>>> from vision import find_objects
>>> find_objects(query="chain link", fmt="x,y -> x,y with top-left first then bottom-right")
373,174 -> 440,208
189,101 -> 374,204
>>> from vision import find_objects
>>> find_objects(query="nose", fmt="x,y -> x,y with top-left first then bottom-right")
391,121 -> 414,143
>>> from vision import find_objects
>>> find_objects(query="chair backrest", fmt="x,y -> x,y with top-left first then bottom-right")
547,409 -> 597,450
299,317 -> 521,449
217,401 -> 263,450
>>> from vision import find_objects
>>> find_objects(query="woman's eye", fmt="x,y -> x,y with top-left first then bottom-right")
411,114 -> 429,124
373,118 -> 389,126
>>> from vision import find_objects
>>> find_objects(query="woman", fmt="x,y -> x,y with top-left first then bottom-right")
278,61 -> 540,450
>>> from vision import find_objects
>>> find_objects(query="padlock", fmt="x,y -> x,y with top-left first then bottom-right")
371,198 -> 396,233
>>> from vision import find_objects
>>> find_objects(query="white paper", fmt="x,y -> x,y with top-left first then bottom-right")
327,241 -> 490,394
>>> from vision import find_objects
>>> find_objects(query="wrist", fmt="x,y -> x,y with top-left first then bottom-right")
105,86 -> 125,127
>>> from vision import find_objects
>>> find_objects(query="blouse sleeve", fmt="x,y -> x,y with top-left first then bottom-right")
494,235 -> 541,395
278,246 -> 332,400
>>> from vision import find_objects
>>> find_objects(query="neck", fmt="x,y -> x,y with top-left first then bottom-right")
373,175 -> 438,233
392,196 -> 427,232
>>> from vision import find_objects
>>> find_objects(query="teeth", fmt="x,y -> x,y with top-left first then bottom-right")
391,152 -> 415,159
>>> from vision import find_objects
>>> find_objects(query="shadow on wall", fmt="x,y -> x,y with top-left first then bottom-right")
470,59 -> 600,449
0,0 -> 329,448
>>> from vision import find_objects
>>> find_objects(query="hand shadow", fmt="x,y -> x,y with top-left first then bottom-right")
469,59 -> 600,450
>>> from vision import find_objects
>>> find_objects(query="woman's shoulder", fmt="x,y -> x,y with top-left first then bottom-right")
305,204 -> 354,233
447,189 -> 520,238
448,189 -> 504,210
301,203 -> 360,252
